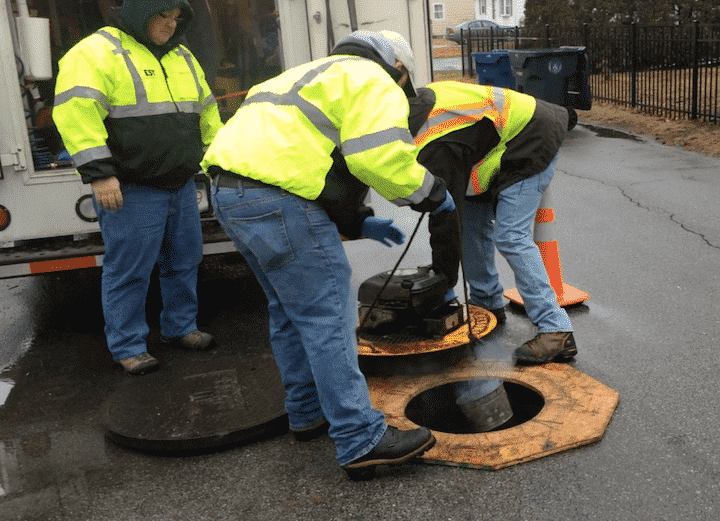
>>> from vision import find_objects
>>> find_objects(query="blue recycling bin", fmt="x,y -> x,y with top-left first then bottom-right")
472,50 -> 516,89
507,46 -> 592,110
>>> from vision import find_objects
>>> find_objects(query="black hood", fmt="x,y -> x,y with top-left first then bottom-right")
408,87 -> 436,136
118,0 -> 194,55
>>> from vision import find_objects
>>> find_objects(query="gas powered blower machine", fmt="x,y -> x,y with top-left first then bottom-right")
357,265 -> 464,341
354,213 -> 514,436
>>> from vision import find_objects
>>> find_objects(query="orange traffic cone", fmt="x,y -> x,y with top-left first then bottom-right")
503,185 -> 589,307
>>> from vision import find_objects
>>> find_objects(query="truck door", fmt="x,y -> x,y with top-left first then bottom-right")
277,0 -> 431,86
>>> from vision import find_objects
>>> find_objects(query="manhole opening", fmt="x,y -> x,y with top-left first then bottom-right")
405,380 -> 544,434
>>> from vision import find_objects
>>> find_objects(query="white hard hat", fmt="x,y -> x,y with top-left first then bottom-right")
377,30 -> 416,86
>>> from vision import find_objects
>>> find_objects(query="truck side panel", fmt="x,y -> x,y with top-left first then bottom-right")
0,0 -> 431,278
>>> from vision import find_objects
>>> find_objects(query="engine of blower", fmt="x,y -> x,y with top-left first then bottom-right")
357,266 -> 465,340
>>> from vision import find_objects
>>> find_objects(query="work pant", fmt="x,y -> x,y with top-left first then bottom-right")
93,179 -> 203,360
211,181 -> 386,465
462,158 -> 572,332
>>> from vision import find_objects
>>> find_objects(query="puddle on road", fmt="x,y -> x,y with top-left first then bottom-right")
581,123 -> 644,142
0,428 -> 110,502
0,380 -> 13,407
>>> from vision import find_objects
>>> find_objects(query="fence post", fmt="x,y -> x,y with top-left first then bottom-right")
514,25 -> 519,49
691,20 -> 700,120
630,22 -> 637,108
460,29 -> 466,77
545,24 -> 551,47
470,29 -> 473,72
583,23 -> 588,49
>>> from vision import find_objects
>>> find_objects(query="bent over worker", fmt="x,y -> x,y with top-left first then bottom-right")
53,0 -> 223,374
407,80 -> 577,364
201,31 -> 456,479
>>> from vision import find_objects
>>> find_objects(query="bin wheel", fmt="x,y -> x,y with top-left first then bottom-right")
566,107 -> 578,131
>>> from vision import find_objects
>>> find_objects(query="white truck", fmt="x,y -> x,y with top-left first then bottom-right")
0,0 -> 433,278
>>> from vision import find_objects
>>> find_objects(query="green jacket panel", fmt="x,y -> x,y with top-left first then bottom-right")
53,27 -> 221,188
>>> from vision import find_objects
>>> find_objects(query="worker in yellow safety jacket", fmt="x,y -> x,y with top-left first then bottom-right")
201,30 -> 456,479
407,80 -> 578,365
53,0 -> 222,375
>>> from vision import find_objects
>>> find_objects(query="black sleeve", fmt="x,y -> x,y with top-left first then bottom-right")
418,143 -> 467,288
314,149 -> 374,239
76,157 -> 119,184
416,119 -> 501,287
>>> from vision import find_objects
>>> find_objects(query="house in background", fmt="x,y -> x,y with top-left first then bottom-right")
430,0 -> 526,37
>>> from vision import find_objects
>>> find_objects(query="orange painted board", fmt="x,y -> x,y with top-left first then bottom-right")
358,305 -> 497,356
368,362 -> 619,470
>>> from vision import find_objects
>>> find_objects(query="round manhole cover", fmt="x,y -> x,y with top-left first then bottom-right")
102,352 -> 287,452
357,304 -> 496,356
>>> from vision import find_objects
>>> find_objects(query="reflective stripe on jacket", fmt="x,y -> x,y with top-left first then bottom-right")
200,56 -> 435,206
53,27 -> 221,187
414,81 -> 536,195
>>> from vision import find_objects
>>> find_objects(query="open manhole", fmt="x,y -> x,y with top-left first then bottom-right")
367,362 -> 619,470
405,380 -> 544,434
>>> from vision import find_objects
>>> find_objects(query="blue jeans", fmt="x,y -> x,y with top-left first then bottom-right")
94,179 -> 203,360
462,158 -> 572,332
211,182 -> 386,465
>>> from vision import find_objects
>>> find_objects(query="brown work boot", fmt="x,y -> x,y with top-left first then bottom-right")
161,330 -> 215,350
514,332 -> 577,365
117,353 -> 159,375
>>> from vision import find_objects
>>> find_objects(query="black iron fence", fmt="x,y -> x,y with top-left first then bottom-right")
459,22 -> 720,123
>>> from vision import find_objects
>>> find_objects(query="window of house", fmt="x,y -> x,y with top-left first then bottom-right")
499,0 -> 512,17
479,0 -> 486,16
432,3 -> 444,20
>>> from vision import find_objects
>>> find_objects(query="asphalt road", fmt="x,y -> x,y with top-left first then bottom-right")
1,120 -> 719,520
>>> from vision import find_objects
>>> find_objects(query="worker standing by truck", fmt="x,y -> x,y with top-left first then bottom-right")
407,81 -> 577,364
201,30 -> 456,479
52,0 -> 222,374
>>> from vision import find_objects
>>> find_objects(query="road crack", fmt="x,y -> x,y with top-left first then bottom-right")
559,169 -> 720,250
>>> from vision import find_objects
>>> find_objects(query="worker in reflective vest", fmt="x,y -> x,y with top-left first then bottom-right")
53,0 -> 222,375
201,31 -> 456,478
408,80 -> 578,365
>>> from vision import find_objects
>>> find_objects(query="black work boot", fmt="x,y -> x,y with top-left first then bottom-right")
469,302 -> 506,324
488,307 -> 507,324
514,332 -> 577,365
342,426 -> 436,480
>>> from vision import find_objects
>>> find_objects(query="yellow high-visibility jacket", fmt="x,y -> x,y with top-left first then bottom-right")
414,81 -> 536,196
54,26 -> 221,189
201,55 -> 439,208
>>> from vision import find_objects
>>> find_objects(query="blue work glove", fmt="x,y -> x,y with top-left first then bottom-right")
361,216 -> 406,247
431,189 -> 456,215
444,288 -> 457,302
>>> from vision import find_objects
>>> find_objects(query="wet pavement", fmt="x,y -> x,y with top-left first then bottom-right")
2,120 -> 720,520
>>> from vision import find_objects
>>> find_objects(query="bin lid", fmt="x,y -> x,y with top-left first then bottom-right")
507,48 -> 583,71
507,47 -> 586,57
472,51 -> 509,64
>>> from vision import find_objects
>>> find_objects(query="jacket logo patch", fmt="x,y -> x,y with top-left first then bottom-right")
144,69 -> 155,76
